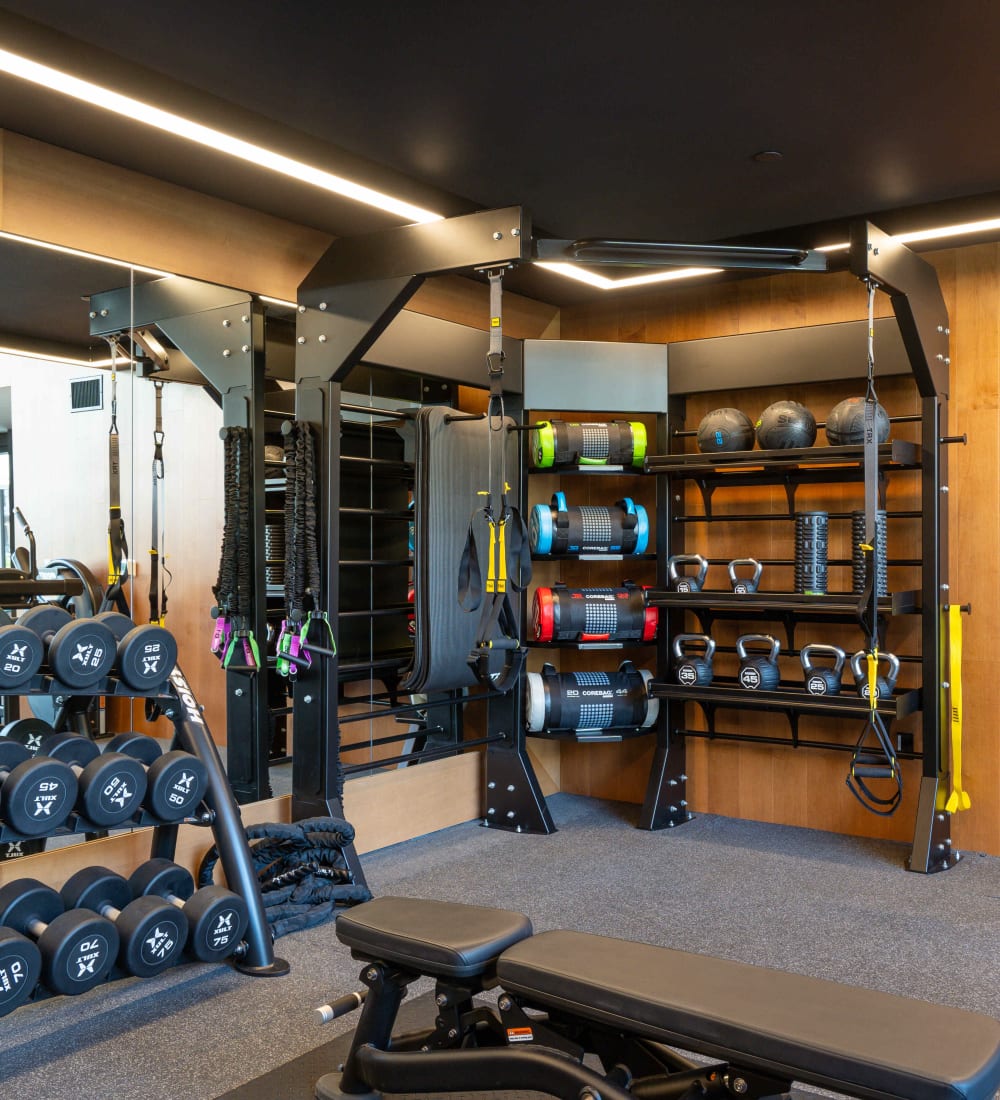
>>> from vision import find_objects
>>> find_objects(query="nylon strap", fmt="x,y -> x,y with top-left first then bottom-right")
945,604 -> 971,813
149,379 -> 168,624
106,339 -> 129,589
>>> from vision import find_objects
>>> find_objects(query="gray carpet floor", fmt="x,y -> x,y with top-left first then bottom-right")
0,793 -> 997,1100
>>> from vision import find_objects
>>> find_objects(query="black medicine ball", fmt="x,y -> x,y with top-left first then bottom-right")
697,407 -> 755,453
755,400 -> 817,450
825,396 -> 891,445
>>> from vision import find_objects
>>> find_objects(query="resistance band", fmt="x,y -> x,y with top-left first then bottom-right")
458,269 -> 531,692
945,604 -> 971,813
101,337 -> 130,614
847,282 -> 903,816
275,420 -> 337,678
148,378 -> 171,625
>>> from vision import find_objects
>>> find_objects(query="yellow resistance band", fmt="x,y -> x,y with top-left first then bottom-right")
945,604 -> 971,813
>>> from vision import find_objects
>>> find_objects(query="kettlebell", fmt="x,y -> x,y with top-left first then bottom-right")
736,634 -> 781,691
801,644 -> 846,696
728,558 -> 762,594
850,650 -> 900,701
672,634 -> 715,687
668,554 -> 708,593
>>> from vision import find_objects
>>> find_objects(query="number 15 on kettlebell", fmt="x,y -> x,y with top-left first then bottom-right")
737,634 -> 781,690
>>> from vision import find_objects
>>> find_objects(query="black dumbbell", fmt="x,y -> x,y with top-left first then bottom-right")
129,859 -> 249,963
672,633 -> 715,686
0,622 -> 44,690
0,878 -> 118,995
737,634 -> 781,691
103,734 -> 208,822
801,644 -> 846,696
0,717 -> 57,756
61,866 -> 187,978
93,612 -> 178,691
0,740 -> 77,836
0,925 -> 42,1017
36,734 -> 147,827
19,606 -> 117,689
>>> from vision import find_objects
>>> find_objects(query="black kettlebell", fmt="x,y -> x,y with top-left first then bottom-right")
668,554 -> 708,593
728,558 -> 762,594
736,634 -> 781,691
850,651 -> 900,701
801,644 -> 846,696
672,634 -> 715,687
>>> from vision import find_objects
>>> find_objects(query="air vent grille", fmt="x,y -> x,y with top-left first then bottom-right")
70,375 -> 103,413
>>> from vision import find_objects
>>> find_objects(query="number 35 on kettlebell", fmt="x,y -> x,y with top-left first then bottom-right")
850,651 -> 900,701
672,634 -> 715,687
737,634 -> 781,690
800,644 -> 846,696
668,554 -> 708,593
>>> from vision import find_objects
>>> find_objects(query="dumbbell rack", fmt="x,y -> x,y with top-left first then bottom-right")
0,665 -> 288,979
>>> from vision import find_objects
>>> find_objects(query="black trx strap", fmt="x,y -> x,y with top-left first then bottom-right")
847,281 -> 902,816
149,379 -> 170,625
102,338 -> 130,615
458,269 -> 531,693
276,421 -> 336,678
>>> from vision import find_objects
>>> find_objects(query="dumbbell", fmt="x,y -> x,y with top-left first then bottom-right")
801,644 -> 846,696
61,867 -> 187,978
668,554 -> 708,593
0,621 -> 45,691
0,878 -> 118,995
0,717 -> 57,756
672,634 -> 715,686
92,612 -> 178,691
19,605 -> 117,689
0,740 -> 77,836
129,859 -> 249,963
103,734 -> 208,822
850,650 -> 900,701
0,926 -> 42,1017
35,733 -> 147,827
737,634 -> 781,691
728,558 -> 762,594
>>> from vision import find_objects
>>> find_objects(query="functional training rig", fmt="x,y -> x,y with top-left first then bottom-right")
315,896 -> 1000,1100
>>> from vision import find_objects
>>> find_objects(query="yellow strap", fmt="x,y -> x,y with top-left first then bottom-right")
945,604 -> 971,813
866,648 -> 879,715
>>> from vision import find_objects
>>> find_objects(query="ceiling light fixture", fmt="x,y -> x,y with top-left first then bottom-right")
536,261 -> 722,290
0,230 -> 173,277
0,346 -> 118,367
0,47 -> 444,226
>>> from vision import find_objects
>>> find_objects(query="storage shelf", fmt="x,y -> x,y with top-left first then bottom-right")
645,439 -> 920,478
528,639 -> 655,651
527,725 -> 653,744
532,552 -> 657,563
646,589 -> 919,616
528,463 -> 648,475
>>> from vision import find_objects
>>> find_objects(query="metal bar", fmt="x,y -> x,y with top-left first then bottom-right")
340,726 -> 447,753
673,510 -> 921,522
534,237 -> 828,273
676,728 -> 921,759
343,734 -> 500,774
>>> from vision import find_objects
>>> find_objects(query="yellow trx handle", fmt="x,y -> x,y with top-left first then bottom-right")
945,604 -> 971,813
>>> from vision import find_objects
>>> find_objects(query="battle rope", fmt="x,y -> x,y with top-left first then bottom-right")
101,337 -> 130,614
458,268 -> 531,693
275,420 -> 336,679
847,281 -> 903,816
197,817 -> 371,939
211,426 -> 260,669
148,378 -> 171,625
945,603 -> 971,813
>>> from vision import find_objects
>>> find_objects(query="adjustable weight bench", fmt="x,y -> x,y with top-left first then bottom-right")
316,897 -> 1000,1100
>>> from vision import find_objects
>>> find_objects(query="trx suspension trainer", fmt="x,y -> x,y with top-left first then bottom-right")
102,337 -> 130,614
149,378 -> 171,625
458,268 -> 531,693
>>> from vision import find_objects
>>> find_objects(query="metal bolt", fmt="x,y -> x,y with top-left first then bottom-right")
242,315 -> 250,323
937,353 -> 944,361
241,344 -> 250,353
89,310 -> 97,319
943,681 -> 950,689
297,336 -> 306,344
945,357 -> 951,364
937,325 -> 944,333
298,305 -> 306,313
941,583 -> 950,592
937,813 -> 946,822
319,302 -> 328,310
234,688 -> 244,697
945,837 -> 952,846
366,968 -> 378,981
680,800 -> 688,807
435,993 -> 448,1006
511,228 -> 520,236
303,694 -> 313,704
493,231 -> 503,240
669,805 -> 678,813
318,334 -> 327,343
487,781 -> 496,789
222,349 -> 232,358
488,807 -> 495,815
506,784 -> 515,792
945,327 -> 950,334
732,1078 -> 749,1095
680,773 -> 688,782
498,996 -> 512,1011
516,825 -> 522,833
447,1028 -> 458,1040
54,696 -> 65,706
937,842 -> 946,851
223,319 -> 231,327
506,811 -> 515,819
100,309 -> 109,317
668,778 -> 678,787
941,485 -> 949,493
667,821 -> 675,827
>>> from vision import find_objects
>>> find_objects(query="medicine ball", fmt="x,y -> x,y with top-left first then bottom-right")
696,408 -> 755,453
825,396 -> 891,445
755,400 -> 816,450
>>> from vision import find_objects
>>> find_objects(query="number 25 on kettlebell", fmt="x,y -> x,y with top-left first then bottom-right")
800,644 -> 846,696
672,634 -> 715,687
737,634 -> 781,690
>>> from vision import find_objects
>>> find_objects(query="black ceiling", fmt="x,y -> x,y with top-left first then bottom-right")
1,0 -> 1000,338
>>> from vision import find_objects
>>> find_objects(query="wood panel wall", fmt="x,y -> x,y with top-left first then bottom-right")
559,246 -> 1000,857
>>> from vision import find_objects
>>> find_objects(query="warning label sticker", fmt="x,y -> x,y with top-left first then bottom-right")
506,1027 -> 533,1043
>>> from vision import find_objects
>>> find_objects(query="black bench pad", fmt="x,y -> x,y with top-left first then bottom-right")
336,896 -> 533,979
498,930 -> 1000,1100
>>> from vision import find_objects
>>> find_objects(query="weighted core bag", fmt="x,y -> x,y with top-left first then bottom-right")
529,493 -> 649,556
825,396 -> 891,446
531,419 -> 647,469
696,408 -> 755,453
525,661 -> 657,734
532,584 -> 657,644
755,400 -> 817,450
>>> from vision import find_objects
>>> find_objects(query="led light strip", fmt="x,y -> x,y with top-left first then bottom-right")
0,230 -> 172,277
0,346 -> 118,367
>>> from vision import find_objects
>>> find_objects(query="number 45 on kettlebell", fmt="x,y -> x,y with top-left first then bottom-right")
737,634 -> 781,690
